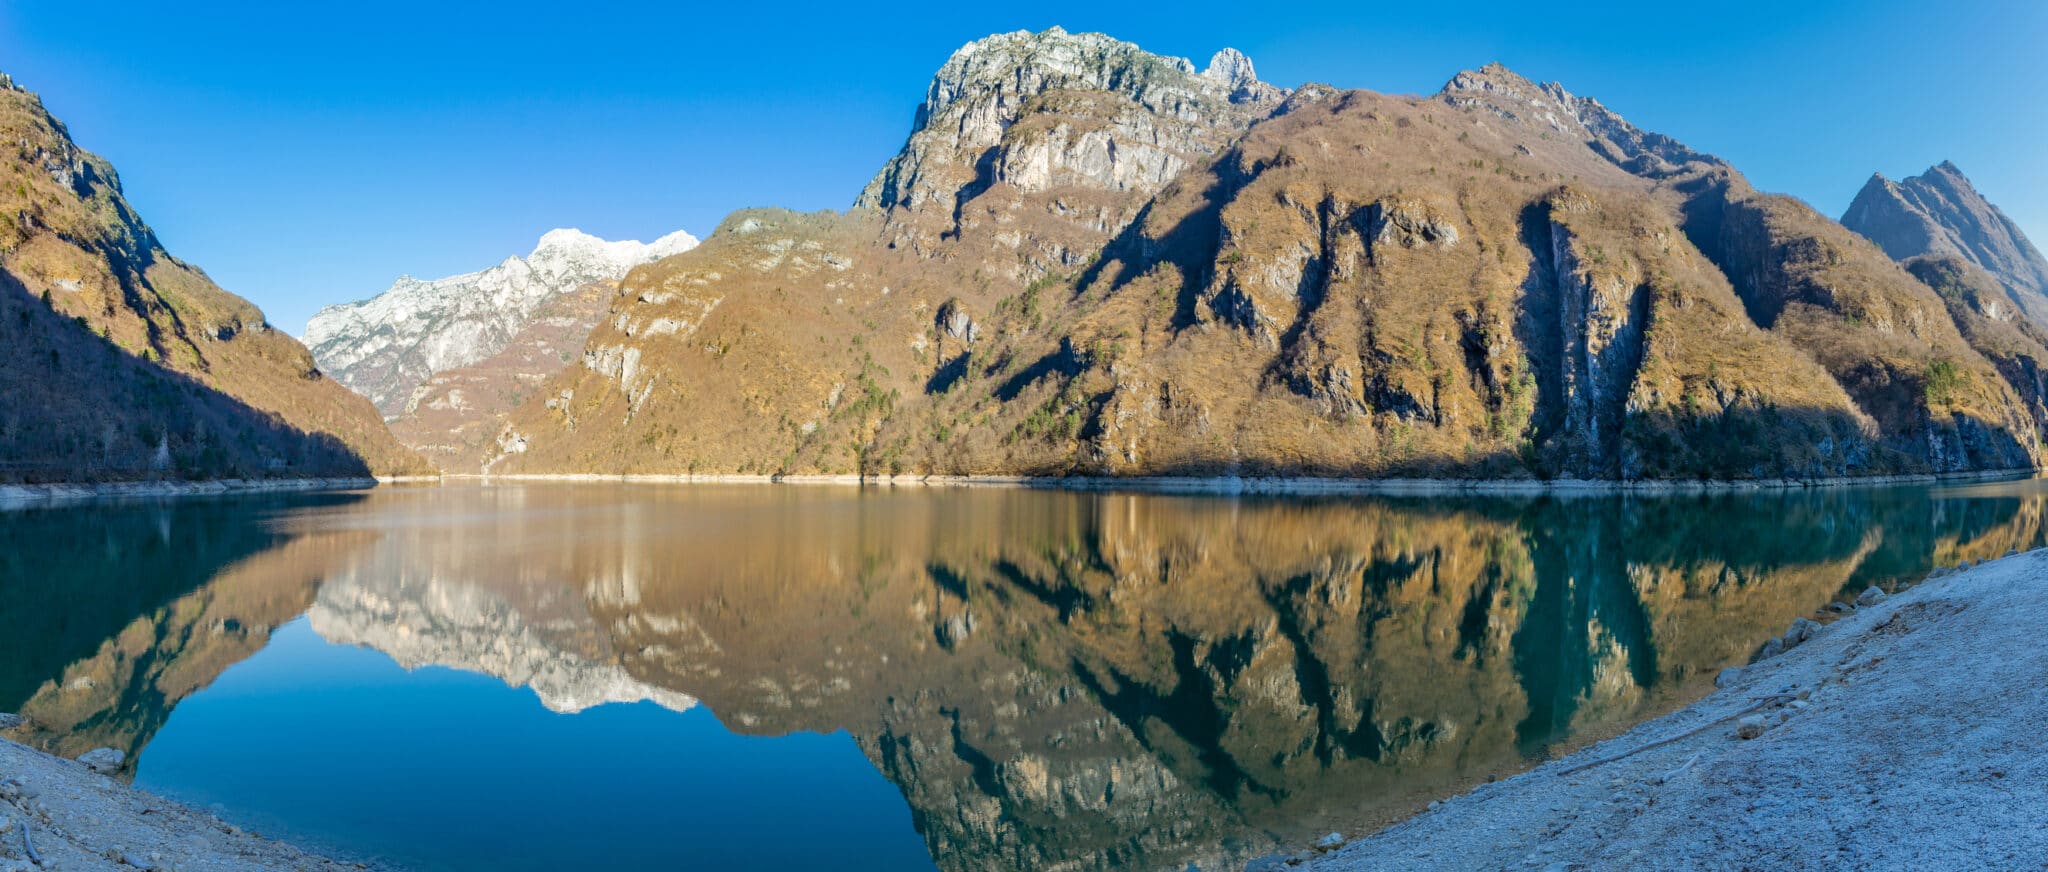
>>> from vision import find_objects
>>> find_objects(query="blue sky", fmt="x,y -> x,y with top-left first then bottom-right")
2,2 -> 2042,333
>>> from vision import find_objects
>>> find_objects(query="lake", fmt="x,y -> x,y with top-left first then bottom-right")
2,479 -> 2042,870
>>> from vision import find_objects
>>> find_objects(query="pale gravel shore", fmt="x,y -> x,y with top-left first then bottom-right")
0,738 -> 363,871
466,467 -> 2038,495
1296,549 -> 2048,872
0,477 -> 379,512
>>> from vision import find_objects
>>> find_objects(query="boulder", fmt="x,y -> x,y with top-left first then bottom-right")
77,747 -> 125,773
1856,586 -> 1888,607
1735,715 -> 1768,740
1781,617 -> 1820,648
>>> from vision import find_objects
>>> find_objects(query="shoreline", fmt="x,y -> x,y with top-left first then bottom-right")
0,476 -> 382,512
460,466 -> 2040,496
1295,549 -> 2048,870
0,736 -> 363,870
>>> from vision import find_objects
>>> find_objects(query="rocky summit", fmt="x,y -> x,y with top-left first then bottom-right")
1842,162 -> 2048,316
0,73 -> 426,482
480,31 -> 2048,482
306,228 -> 697,471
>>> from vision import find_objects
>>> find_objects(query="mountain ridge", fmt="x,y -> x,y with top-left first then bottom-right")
484,30 -> 2045,481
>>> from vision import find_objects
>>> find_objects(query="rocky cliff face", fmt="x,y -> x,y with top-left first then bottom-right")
0,73 -> 427,480
856,27 -> 1288,268
858,28 -> 1285,215
1842,162 -> 2048,306
497,32 -> 2043,481
305,228 -> 698,416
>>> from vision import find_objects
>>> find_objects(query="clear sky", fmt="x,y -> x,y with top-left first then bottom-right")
1,1 -> 2042,334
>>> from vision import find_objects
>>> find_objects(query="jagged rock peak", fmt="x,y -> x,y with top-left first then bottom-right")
1843,162 -> 2048,295
1202,47 -> 1258,87
855,27 -> 1290,213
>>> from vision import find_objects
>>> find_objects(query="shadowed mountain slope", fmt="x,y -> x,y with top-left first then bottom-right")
0,73 -> 426,481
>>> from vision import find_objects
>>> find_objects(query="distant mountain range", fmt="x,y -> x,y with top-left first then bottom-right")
305,229 -> 699,415
5,28 -> 2047,483
301,228 -> 696,470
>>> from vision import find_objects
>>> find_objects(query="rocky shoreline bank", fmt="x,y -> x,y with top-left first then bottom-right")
469,467 -> 2039,495
0,477 -> 381,512
0,735 -> 359,871
1283,548 -> 2048,871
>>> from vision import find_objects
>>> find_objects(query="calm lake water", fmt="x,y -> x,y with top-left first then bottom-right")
3,480 -> 2045,870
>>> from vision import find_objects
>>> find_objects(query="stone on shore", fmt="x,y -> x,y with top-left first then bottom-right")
77,747 -> 125,773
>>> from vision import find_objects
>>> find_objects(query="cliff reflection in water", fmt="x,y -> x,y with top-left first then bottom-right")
3,481 -> 2046,870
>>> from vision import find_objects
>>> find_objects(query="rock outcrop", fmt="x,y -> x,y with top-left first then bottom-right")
1842,162 -> 2048,305
856,28 -> 1286,231
0,73 -> 427,480
306,228 -> 698,416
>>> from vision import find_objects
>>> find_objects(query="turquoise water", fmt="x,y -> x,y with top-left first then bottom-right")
3,480 -> 2044,870
136,619 -> 931,871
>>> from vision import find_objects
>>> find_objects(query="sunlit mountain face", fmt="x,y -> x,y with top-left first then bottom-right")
2,481 -> 2038,870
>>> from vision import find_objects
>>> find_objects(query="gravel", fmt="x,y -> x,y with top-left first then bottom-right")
1308,549 -> 2048,871
0,737 -> 360,871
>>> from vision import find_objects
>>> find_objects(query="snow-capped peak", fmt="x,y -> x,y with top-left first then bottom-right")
304,226 -> 700,413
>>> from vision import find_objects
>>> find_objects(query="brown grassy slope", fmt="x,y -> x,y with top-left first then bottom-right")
0,74 -> 427,480
1672,172 -> 2037,471
496,209 -> 900,474
910,85 -> 1881,479
1903,254 -> 2048,433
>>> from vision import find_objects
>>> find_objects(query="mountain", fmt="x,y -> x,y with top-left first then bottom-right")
1842,162 -> 2048,302
305,228 -> 698,414
492,30 -> 2042,481
0,72 -> 426,482
305,228 -> 697,471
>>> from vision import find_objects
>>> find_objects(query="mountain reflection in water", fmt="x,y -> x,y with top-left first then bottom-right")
1,481 -> 2043,870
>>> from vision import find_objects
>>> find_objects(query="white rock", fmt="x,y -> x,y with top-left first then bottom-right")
78,746 -> 125,773
1856,586 -> 1888,607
